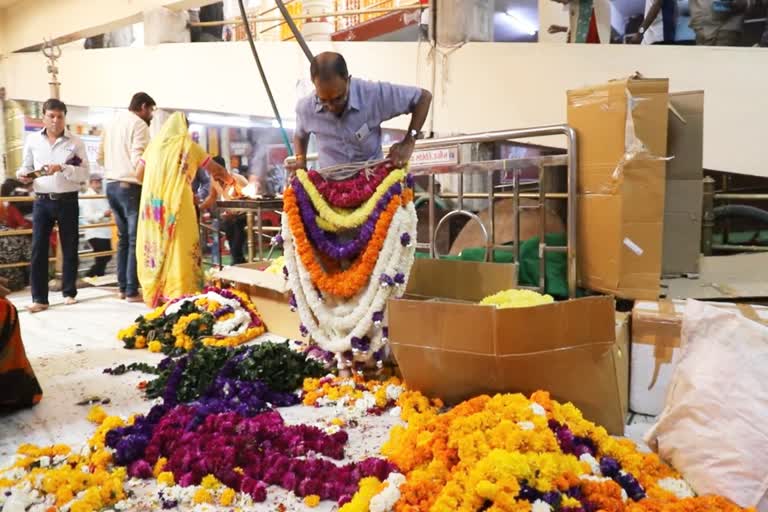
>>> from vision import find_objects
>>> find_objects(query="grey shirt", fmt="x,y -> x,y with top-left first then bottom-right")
688,0 -> 744,38
295,78 -> 422,170
17,129 -> 90,194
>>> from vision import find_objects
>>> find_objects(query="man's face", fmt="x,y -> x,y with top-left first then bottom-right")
90,179 -> 102,193
314,76 -> 349,116
43,109 -> 66,137
137,104 -> 155,125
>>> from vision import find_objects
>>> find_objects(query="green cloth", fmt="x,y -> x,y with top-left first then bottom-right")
416,233 -> 570,298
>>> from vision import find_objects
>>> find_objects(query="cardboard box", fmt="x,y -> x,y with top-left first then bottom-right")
388,259 -> 625,435
567,76 -> 669,300
630,299 -> 768,416
614,312 -> 630,420
663,91 -> 704,277
214,262 -> 305,341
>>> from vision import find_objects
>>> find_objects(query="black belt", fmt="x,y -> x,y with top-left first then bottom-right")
35,192 -> 78,201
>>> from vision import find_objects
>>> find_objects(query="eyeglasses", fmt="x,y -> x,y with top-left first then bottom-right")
316,80 -> 350,109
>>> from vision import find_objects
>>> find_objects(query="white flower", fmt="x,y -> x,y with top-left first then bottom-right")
38,456 -> 50,468
621,489 -> 628,502
657,477 -> 696,499
579,474 -> 612,483
529,403 -> 546,416
517,421 -> 535,431
386,385 -> 404,402
370,473 -> 406,512
531,499 -> 552,512
579,453 -> 601,476
389,406 -> 402,417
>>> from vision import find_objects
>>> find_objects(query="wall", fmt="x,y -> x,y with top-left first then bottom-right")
1,41 -> 767,177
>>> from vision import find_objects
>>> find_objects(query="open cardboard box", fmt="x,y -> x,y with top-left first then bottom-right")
214,262 -> 305,341
388,259 -> 625,435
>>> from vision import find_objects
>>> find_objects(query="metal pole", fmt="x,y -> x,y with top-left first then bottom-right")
564,126 -> 578,299
488,173 -> 495,263
191,5 -> 424,27
538,164 -> 547,293
428,175 -> 436,258
256,206 -> 264,261
246,212 -> 255,263
702,176 -> 716,256
513,167 -> 521,265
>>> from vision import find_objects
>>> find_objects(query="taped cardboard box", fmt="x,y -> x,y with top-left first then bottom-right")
663,91 -> 704,277
388,258 -> 625,435
214,262 -> 305,341
567,76 -> 669,300
630,299 -> 768,416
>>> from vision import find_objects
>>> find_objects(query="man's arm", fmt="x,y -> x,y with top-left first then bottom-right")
382,84 -> 433,167
292,105 -> 310,171
16,142 -> 35,180
630,0 -> 665,43
130,119 -> 150,171
62,138 -> 90,184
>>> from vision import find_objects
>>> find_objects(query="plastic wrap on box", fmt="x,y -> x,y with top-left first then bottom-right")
630,299 -> 768,416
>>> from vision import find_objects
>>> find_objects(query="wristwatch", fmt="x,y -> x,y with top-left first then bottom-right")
407,129 -> 419,140
638,26 -> 645,35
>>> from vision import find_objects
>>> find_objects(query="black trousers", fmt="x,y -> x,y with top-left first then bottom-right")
31,195 -> 79,304
86,238 -> 112,277
222,216 -> 247,265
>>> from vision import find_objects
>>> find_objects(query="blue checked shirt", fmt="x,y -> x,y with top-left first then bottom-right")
295,78 -> 422,170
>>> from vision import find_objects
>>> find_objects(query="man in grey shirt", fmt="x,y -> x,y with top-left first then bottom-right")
293,52 -> 432,171
17,99 -> 89,313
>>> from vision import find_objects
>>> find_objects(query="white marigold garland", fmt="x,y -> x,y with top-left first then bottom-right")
282,201 -> 417,362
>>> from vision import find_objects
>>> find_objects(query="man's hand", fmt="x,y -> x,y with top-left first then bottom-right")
548,25 -> 568,34
387,137 -> 416,168
628,32 -> 644,44
48,164 -> 63,174
286,155 -> 306,173
19,176 -> 33,185
104,210 -> 112,218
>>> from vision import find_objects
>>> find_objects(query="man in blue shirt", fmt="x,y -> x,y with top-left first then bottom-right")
294,52 -> 432,170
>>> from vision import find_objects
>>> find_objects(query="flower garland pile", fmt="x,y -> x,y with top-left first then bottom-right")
480,289 -> 555,309
282,162 -> 418,367
117,287 -> 265,354
369,391 -> 753,512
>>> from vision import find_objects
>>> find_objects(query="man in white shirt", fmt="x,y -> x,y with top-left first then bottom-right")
79,174 -> 113,278
630,0 -> 678,44
17,99 -> 90,313
98,92 -> 155,302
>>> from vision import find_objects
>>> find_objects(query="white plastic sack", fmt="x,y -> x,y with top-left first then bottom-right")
143,7 -> 190,46
645,300 -> 768,510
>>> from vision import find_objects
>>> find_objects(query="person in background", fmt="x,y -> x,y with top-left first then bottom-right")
99,92 -> 155,302
0,179 -> 33,291
547,0 -> 612,43
293,52 -> 432,170
16,98 -> 89,313
215,157 -> 247,266
629,0 -> 678,44
688,0 -> 744,45
134,113 -> 235,307
79,174 -> 113,278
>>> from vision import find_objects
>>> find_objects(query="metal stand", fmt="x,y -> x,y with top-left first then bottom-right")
286,125 -> 580,297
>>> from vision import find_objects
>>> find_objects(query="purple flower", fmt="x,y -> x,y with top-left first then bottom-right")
382,327 -> 389,339
599,456 -> 621,478
289,293 -> 297,311
394,272 -> 406,285
400,232 -> 411,247
271,234 -> 284,246
379,274 -> 395,287
300,324 -> 309,337
351,336 -> 371,352
282,266 -> 288,279
616,471 -> 646,501
372,311 -> 384,324
128,459 -> 153,479
406,174 -> 415,188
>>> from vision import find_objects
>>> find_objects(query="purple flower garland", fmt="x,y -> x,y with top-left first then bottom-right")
292,176 -> 405,261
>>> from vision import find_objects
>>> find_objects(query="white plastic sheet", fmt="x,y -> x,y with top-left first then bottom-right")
645,300 -> 768,510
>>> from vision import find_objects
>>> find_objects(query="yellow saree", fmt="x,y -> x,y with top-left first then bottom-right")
136,113 -> 210,307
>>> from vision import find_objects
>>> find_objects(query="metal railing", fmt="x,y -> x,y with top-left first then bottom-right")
0,194 -> 118,271
702,176 -> 768,255
285,125 -> 579,298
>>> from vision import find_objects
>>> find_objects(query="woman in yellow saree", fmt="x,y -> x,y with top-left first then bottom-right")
135,112 -> 233,307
